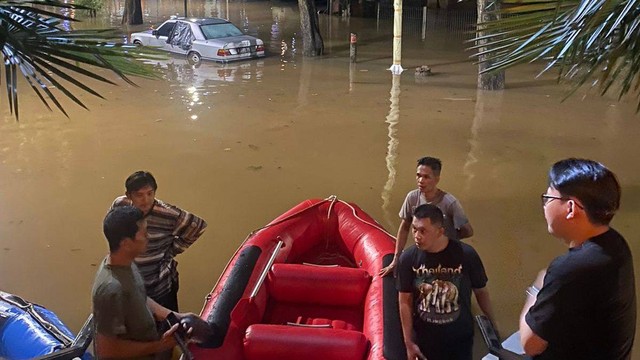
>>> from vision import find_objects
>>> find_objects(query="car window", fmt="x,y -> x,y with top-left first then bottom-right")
200,23 -> 243,39
156,21 -> 176,37
167,21 -> 195,48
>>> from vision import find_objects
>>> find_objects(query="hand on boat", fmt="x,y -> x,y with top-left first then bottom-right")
379,260 -> 396,277
158,323 -> 180,350
174,312 -> 214,343
405,341 -> 428,360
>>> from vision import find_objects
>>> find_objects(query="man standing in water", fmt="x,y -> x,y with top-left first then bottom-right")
380,156 -> 473,277
93,206 -> 189,358
397,204 -> 495,360
521,158 -> 636,359
111,171 -> 207,312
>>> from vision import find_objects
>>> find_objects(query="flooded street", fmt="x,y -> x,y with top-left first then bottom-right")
1,0 -> 639,357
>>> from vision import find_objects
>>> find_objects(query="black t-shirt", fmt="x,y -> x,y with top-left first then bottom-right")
526,228 -> 636,360
397,240 -> 488,343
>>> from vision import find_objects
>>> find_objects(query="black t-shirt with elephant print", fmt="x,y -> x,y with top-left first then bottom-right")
397,240 -> 488,343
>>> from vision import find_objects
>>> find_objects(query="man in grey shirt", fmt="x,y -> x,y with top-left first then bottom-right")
93,206 -> 193,359
380,156 -> 473,277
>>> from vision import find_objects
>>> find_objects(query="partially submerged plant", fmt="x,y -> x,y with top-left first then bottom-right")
0,0 -> 165,120
470,0 -> 640,112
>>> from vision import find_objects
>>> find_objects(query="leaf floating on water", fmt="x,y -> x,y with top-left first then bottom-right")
70,248 -> 82,252
248,144 -> 259,151
224,148 -> 231,151
247,165 -> 263,171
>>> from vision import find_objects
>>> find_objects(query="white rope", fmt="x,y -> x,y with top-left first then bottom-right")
201,195 -> 394,308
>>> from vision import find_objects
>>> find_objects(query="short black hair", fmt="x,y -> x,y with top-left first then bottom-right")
413,204 -> 444,227
549,158 -> 621,225
417,157 -> 442,176
103,206 -> 144,252
125,171 -> 158,193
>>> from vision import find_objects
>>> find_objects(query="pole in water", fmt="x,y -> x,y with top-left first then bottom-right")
350,32 -> 357,63
184,0 -> 187,17
422,6 -> 427,40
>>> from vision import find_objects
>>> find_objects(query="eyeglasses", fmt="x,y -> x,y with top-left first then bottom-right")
540,193 -> 584,209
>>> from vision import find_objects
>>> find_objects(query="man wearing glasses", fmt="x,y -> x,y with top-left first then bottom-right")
520,158 -> 636,359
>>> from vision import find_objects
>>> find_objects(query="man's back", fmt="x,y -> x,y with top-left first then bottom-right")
527,229 -> 636,360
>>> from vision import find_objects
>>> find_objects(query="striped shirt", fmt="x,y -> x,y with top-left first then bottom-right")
111,196 -> 207,299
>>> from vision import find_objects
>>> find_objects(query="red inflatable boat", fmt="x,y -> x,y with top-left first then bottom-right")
190,196 -> 405,360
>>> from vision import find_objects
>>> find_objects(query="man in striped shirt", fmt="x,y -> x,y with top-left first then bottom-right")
111,171 -> 207,313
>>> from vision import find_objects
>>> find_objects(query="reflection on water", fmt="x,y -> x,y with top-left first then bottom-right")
381,74 -> 400,230
148,58 -> 265,116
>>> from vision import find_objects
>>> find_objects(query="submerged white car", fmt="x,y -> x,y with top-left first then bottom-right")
130,17 -> 265,64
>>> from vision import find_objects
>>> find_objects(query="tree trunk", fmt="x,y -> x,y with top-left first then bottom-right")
298,0 -> 324,56
477,0 -> 504,90
122,0 -> 143,25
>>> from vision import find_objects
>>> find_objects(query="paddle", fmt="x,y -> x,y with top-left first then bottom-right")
230,239 -> 284,330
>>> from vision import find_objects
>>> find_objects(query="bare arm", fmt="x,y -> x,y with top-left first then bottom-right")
520,270 -> 548,356
473,287 -> 495,323
379,219 -> 411,276
457,223 -> 473,240
95,325 -> 178,358
147,297 -> 172,321
399,292 -> 427,360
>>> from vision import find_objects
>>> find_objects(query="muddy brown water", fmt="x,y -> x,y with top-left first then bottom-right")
0,0 -> 639,357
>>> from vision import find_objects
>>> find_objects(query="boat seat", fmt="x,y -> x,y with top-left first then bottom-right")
267,263 -> 371,307
292,316 -> 357,331
243,324 -> 368,360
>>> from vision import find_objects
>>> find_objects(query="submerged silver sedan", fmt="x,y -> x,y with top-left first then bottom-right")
130,17 -> 265,64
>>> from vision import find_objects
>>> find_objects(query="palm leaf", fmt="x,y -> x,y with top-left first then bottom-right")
0,0 -> 167,120
471,0 -> 640,111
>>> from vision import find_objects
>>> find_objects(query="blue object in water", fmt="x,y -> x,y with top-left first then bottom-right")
0,291 -> 92,360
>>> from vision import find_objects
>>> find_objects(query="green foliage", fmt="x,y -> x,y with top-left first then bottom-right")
75,0 -> 104,12
470,0 -> 640,111
0,0 -> 166,120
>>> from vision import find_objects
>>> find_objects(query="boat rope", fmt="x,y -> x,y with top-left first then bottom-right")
0,292 -> 73,346
202,195 -> 395,306
203,196 -> 337,305
333,199 -> 395,238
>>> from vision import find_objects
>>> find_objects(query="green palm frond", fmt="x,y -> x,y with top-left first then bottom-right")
0,0 -> 166,120
471,0 -> 640,111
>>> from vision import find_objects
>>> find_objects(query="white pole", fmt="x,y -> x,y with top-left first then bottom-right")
421,6 -> 426,40
388,0 -> 404,74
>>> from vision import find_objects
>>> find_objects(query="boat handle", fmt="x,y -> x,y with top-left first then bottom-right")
249,238 -> 284,299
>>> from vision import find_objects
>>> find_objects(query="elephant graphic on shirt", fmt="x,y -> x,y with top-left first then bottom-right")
431,279 -> 459,314
417,282 -> 434,313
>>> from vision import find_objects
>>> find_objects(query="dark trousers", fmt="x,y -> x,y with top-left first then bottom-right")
418,336 -> 473,360
154,281 -> 179,360
153,284 -> 179,312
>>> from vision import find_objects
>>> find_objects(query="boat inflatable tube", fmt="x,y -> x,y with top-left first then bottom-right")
0,302 -> 72,359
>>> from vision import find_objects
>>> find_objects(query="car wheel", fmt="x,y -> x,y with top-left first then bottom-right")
133,40 -> 142,47
187,51 -> 202,65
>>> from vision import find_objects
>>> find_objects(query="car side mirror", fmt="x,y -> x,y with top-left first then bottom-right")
152,30 -> 158,37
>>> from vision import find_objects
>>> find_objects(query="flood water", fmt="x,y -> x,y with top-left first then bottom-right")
0,0 -> 639,357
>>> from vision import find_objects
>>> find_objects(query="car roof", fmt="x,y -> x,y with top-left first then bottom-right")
167,16 -> 230,25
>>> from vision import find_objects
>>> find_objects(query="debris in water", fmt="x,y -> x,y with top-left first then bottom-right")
415,65 -> 432,77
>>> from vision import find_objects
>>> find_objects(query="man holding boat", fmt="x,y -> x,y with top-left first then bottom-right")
380,156 -> 473,277
92,206 -> 194,359
397,204 -> 494,360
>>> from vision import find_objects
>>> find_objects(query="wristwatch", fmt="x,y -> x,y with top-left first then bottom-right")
526,285 -> 540,297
